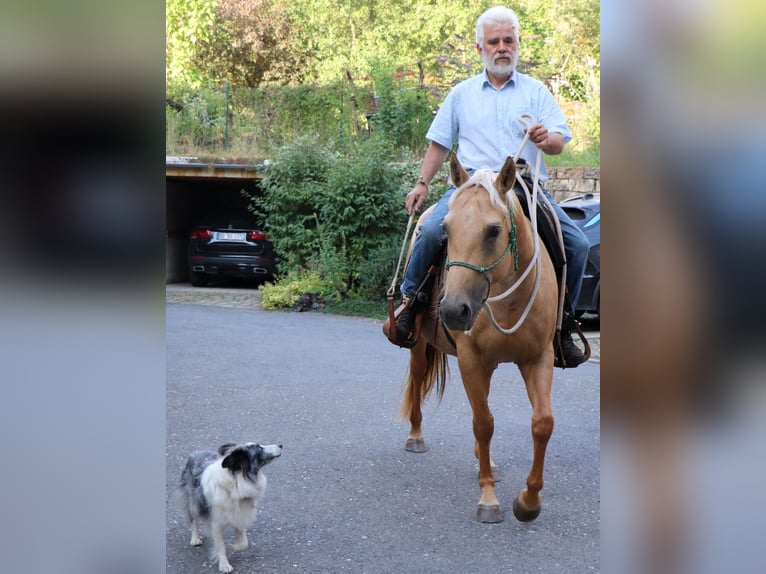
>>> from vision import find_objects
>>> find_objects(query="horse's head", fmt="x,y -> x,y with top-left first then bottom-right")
440,155 -> 518,332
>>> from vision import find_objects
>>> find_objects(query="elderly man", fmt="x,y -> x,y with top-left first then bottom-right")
395,5 -> 589,366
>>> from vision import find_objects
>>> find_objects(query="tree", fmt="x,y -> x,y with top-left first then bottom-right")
166,0 -> 219,89
193,0 -> 304,87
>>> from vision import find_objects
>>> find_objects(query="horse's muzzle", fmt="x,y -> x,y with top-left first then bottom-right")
440,296 -> 479,332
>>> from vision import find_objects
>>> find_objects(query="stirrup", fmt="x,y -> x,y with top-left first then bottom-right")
554,322 -> 591,369
383,265 -> 435,349
384,296 -> 417,348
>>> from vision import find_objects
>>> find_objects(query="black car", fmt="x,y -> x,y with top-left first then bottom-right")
560,193 -> 600,318
187,214 -> 275,287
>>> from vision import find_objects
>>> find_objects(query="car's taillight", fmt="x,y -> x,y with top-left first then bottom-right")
248,231 -> 265,241
191,229 -> 211,239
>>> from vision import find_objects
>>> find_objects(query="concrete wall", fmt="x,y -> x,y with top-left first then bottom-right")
547,167 -> 600,203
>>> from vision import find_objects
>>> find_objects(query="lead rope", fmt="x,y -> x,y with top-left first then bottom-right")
478,114 -> 567,336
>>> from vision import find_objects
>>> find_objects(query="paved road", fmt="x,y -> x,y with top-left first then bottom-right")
166,289 -> 600,573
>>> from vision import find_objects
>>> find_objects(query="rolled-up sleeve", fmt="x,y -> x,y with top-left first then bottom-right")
426,90 -> 457,150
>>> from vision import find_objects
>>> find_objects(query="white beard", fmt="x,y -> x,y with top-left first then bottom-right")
483,52 -> 516,79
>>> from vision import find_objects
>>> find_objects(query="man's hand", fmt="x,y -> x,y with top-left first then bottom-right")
525,122 -> 549,148
524,122 -> 565,155
405,185 -> 427,215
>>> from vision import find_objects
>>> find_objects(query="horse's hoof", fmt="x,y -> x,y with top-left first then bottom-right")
405,437 -> 428,453
476,503 -> 504,523
512,495 -> 541,522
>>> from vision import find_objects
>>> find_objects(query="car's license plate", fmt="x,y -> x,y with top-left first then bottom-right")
215,232 -> 246,241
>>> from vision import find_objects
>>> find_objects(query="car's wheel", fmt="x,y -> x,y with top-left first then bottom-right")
189,270 -> 208,287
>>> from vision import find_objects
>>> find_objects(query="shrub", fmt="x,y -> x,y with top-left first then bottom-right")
251,136 -> 335,273
252,134 -> 417,301
355,235 -> 405,300
259,270 -> 336,310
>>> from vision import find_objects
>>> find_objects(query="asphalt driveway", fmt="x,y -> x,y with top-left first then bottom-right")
166,290 -> 600,573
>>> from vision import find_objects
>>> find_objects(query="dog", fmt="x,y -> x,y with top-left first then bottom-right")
178,442 -> 283,573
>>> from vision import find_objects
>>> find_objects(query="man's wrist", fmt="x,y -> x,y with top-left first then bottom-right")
416,176 -> 429,190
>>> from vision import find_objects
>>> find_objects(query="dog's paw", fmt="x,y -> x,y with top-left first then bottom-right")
231,534 -> 249,552
190,535 -> 203,546
218,560 -> 234,573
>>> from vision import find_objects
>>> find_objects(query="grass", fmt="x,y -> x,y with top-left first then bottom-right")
546,145 -> 600,167
321,297 -> 389,321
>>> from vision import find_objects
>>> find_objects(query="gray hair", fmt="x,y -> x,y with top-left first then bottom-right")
475,5 -> 520,45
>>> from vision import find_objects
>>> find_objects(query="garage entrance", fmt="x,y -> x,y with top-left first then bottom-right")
166,158 -> 264,282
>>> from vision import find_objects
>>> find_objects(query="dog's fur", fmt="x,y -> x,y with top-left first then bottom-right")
179,442 -> 282,573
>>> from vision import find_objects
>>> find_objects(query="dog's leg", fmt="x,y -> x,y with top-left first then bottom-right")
189,517 -> 203,546
231,529 -> 249,552
211,524 -> 233,573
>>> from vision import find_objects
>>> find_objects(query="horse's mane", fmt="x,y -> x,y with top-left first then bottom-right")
448,169 -> 509,215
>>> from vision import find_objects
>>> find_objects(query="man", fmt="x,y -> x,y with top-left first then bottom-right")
395,5 -> 589,366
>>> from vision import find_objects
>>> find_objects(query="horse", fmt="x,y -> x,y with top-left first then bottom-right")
388,154 -> 558,523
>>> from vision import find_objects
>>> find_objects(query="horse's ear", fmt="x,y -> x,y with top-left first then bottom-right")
494,156 -> 516,194
449,153 -> 469,187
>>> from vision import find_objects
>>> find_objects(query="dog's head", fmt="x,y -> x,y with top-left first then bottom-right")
219,442 -> 282,479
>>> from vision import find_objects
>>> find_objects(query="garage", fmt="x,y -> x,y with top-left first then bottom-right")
166,157 -> 264,283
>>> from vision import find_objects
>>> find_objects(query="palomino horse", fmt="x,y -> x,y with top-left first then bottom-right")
394,154 -> 558,523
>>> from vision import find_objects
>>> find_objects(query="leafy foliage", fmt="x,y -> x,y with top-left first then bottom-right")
166,0 -> 218,88
167,0 -> 600,155
167,0 -> 600,306
166,88 -> 227,149
367,60 -> 435,154
250,135 -> 416,299
259,270 -> 335,310
193,0 -> 301,87
250,136 -> 334,272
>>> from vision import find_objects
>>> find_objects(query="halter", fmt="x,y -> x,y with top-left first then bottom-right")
444,208 -> 519,303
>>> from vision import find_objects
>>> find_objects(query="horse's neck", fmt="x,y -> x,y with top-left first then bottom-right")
494,202 -> 538,293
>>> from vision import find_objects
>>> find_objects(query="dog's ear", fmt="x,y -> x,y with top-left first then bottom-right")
217,443 -> 237,456
222,447 -> 250,474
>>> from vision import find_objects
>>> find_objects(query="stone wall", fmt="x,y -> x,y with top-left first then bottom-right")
546,166 -> 600,203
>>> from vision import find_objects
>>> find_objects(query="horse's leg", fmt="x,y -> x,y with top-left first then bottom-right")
473,441 -> 501,482
513,357 -> 555,522
459,359 -> 502,522
402,338 -> 429,453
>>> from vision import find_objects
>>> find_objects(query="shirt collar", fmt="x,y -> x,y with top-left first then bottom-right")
482,68 -> 516,90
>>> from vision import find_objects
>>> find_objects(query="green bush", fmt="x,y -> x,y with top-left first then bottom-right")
368,61 -> 436,155
250,136 -> 334,272
259,271 -> 336,310
355,235 -> 405,300
252,134 -> 417,301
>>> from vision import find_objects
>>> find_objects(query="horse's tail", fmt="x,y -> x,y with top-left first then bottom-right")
399,343 -> 449,421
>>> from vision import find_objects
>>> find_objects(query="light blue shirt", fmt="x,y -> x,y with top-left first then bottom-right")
426,69 -> 571,181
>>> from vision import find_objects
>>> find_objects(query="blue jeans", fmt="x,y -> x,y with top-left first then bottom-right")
401,184 -> 589,310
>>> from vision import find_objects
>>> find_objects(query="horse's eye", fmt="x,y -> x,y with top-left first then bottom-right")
486,225 -> 501,240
